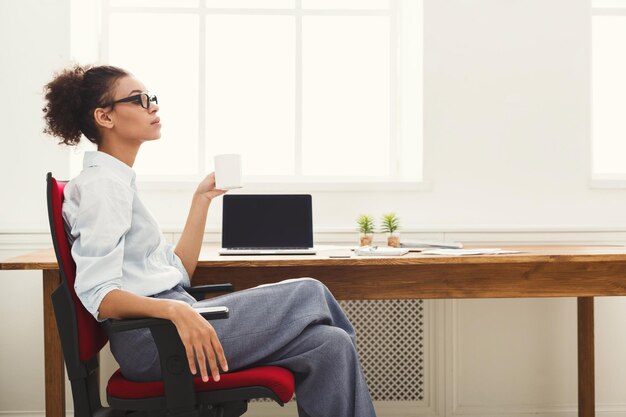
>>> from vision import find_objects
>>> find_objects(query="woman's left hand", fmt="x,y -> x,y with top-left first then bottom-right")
196,172 -> 227,201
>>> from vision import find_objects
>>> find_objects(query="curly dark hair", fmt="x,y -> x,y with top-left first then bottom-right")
42,64 -> 129,146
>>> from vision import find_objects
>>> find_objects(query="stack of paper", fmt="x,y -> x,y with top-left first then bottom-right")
355,246 -> 410,256
400,240 -> 464,249
420,248 -> 521,256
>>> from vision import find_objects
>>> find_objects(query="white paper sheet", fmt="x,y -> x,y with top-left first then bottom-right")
420,248 -> 521,256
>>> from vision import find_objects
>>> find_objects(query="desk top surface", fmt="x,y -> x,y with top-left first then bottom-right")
3,244 -> 626,270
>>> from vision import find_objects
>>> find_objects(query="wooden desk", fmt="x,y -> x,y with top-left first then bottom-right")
4,244 -> 626,417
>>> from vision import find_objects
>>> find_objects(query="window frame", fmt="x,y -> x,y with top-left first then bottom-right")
590,2 -> 626,188
80,0 -> 425,191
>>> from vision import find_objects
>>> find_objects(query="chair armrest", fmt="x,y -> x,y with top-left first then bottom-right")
186,283 -> 235,301
106,306 -> 229,413
108,306 -> 229,334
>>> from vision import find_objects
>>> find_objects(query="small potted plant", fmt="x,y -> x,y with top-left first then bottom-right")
356,214 -> 375,246
381,213 -> 400,247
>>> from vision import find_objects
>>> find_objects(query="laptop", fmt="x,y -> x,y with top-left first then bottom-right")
218,194 -> 316,255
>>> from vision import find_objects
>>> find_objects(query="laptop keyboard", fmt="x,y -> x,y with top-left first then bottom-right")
230,247 -> 311,250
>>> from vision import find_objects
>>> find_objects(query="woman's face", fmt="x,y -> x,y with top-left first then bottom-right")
106,75 -> 161,143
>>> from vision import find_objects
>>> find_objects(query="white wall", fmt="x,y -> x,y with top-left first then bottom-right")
0,0 -> 71,233
3,0 -> 626,416
3,0 -> 624,234
132,0 -> 621,233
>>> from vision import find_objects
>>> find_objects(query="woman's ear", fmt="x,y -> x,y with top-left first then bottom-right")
93,108 -> 114,130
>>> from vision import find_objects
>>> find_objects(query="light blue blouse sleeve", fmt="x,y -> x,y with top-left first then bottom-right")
68,176 -> 134,322
165,243 -> 191,288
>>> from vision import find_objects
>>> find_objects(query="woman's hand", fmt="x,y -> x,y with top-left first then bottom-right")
168,301 -> 229,382
196,172 -> 226,202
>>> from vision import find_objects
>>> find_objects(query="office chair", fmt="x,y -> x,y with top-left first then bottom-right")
46,172 -> 294,417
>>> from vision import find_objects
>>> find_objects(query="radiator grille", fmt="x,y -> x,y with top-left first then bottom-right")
339,299 -> 425,401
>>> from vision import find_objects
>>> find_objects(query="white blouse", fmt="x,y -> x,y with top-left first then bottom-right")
62,151 -> 190,322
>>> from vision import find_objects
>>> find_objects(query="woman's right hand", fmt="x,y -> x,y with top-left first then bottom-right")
195,172 -> 227,202
167,300 -> 229,382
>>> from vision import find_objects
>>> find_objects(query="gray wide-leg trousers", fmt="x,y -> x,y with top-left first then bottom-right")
105,278 -> 377,417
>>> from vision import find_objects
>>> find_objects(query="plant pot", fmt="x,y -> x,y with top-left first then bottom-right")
387,232 -> 400,248
359,233 -> 374,247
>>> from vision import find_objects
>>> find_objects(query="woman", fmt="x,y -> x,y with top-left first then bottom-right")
42,64 -> 376,417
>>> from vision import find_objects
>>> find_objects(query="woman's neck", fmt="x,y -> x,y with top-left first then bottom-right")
98,140 -> 140,168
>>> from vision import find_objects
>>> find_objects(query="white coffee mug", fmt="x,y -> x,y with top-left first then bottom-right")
214,154 -> 242,190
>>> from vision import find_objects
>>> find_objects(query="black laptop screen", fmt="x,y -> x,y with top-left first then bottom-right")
222,195 -> 313,249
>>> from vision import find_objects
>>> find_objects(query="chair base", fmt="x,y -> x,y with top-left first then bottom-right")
97,401 -> 246,417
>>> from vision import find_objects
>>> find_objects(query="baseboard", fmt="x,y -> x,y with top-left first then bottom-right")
3,402 -> 626,417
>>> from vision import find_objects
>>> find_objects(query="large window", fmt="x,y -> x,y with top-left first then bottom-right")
77,0 -> 422,187
592,0 -> 626,183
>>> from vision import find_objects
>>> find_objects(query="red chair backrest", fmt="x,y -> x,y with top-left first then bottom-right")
47,173 -> 108,361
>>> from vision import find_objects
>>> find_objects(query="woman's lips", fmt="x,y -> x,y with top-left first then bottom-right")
151,117 -> 161,125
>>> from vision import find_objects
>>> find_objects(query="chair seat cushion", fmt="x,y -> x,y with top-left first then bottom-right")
107,365 -> 294,404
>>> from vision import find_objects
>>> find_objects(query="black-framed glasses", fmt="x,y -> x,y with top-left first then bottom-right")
104,93 -> 158,109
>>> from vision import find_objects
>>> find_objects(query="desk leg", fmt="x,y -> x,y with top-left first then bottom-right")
43,270 -> 65,417
578,297 -> 595,417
